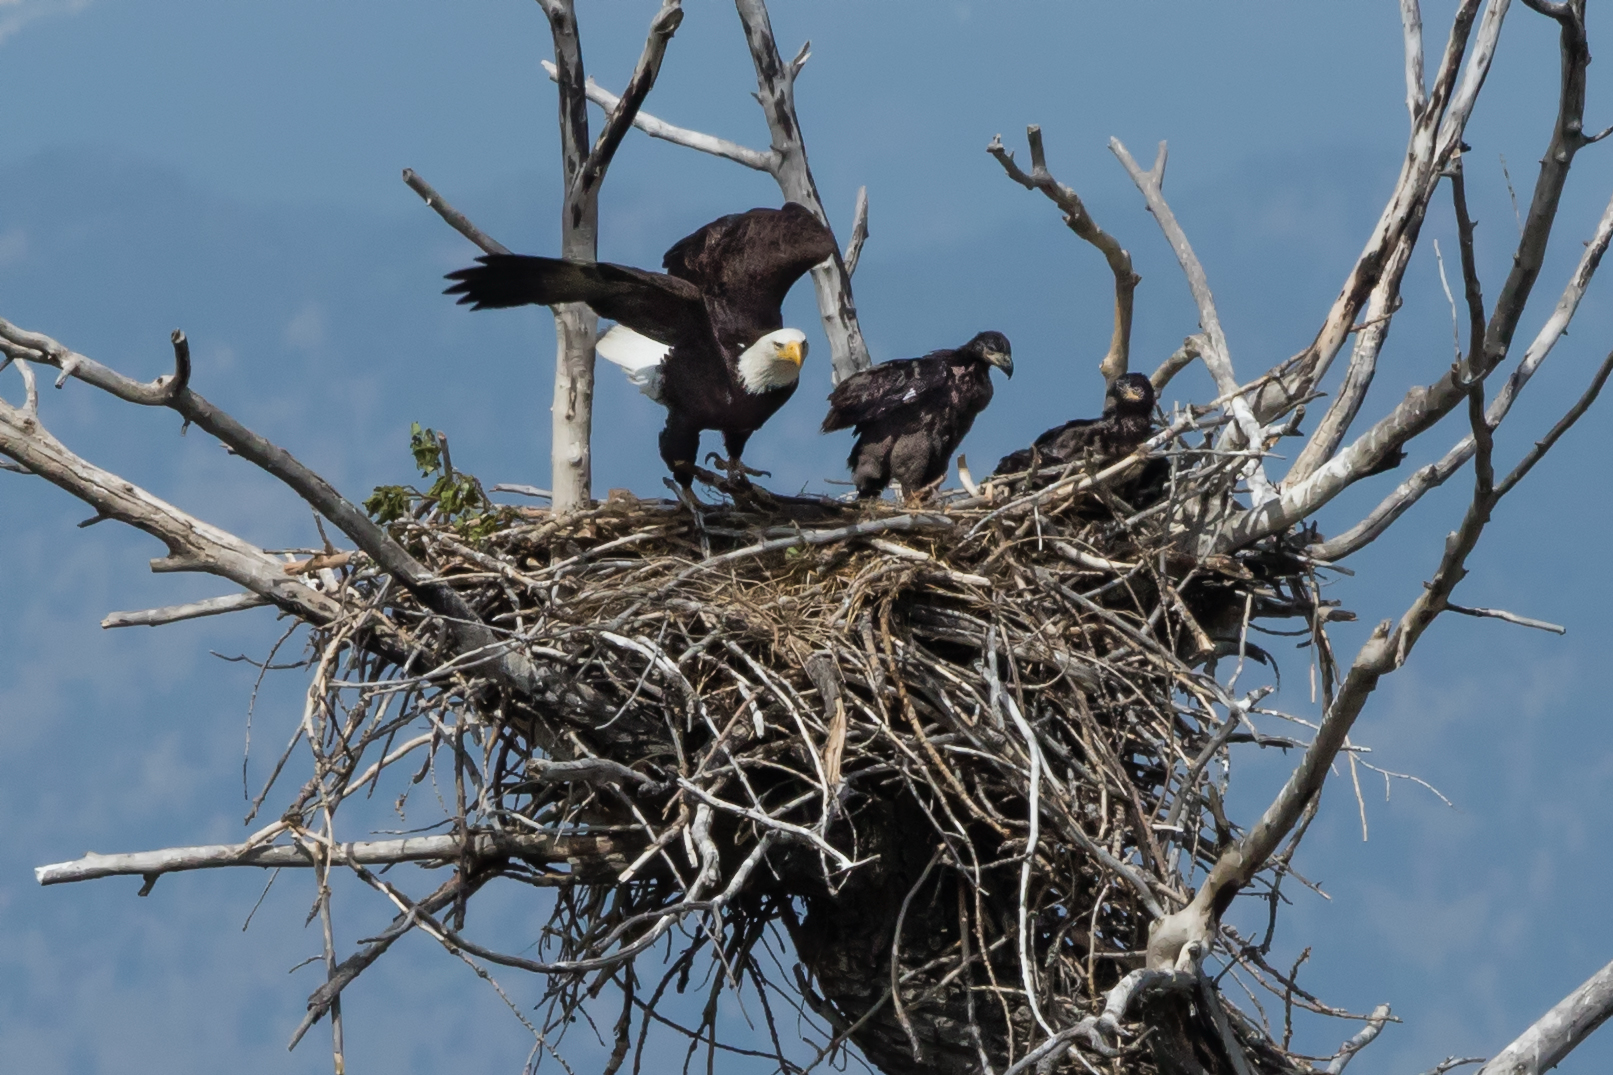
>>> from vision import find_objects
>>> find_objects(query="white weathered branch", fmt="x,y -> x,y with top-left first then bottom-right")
0,320 -> 589,744
540,60 -> 775,172
1292,0 -> 1590,490
1252,0 -> 1501,432
1110,137 -> 1277,506
733,0 -> 870,382
35,830 -> 622,886
0,361 -> 344,629
1148,321 -> 1590,966
1445,602 -> 1565,634
1478,954 -> 1613,1075
843,185 -> 869,277
537,0 -> 684,512
989,126 -> 1138,383
1322,1003 -> 1393,1073
1307,10 -> 1605,558
102,591 -> 271,629
1256,174 -> 1613,558
1403,1 -> 1429,122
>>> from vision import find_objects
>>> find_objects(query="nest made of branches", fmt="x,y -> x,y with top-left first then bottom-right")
285,443 -> 1349,1075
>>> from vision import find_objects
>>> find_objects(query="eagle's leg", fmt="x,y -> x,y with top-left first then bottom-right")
850,437 -> 892,500
659,412 -> 703,490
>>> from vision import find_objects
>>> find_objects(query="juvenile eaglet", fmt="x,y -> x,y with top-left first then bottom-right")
822,331 -> 1013,500
444,203 -> 836,486
993,372 -> 1155,476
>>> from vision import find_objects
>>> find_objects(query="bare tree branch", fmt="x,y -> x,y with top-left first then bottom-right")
536,0 -> 684,512
1151,333 -> 1206,393
0,320 -> 600,747
1286,1 -> 1591,498
573,0 -> 685,199
733,0 -> 870,383
1252,0 -> 1498,431
988,126 -> 1138,383
1445,602 -> 1566,634
401,168 -> 511,255
0,360 -> 345,630
540,61 -> 776,172
1150,326 -> 1603,966
1403,0 -> 1429,122
843,185 -> 869,277
102,591 -> 271,629
1298,182 -> 1613,560
1478,955 -> 1613,1075
299,874 -> 483,1045
35,830 -> 625,886
1324,1003 -> 1394,1073
1111,137 -> 1278,506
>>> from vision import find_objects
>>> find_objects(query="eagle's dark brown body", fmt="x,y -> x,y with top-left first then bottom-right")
445,203 -> 835,483
993,372 -> 1155,475
822,332 -> 1013,499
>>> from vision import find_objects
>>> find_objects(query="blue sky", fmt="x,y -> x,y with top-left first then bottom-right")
4,1 -> 1613,1072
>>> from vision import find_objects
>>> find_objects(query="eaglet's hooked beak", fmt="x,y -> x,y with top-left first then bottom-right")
986,350 -> 1014,377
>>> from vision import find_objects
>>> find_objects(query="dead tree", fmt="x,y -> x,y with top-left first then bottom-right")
9,2 -> 1613,1074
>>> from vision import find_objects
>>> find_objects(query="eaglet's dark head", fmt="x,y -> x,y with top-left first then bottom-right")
960,331 -> 1013,377
1108,372 -> 1155,415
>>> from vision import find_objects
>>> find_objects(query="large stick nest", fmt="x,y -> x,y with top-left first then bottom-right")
285,444 -> 1349,1075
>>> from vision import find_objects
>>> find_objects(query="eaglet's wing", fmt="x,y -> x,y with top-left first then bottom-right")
994,417 -> 1103,475
820,356 -> 951,433
445,256 -> 707,349
661,203 -> 837,358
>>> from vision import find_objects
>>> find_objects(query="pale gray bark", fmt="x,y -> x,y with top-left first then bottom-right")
101,591 -> 270,629
35,830 -> 614,886
1479,956 -> 1613,1075
732,0 -> 869,383
537,0 -> 684,511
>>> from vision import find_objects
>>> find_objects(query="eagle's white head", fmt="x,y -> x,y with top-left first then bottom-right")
737,328 -> 808,394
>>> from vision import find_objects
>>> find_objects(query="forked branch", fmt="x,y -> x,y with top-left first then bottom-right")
1110,137 -> 1278,507
545,0 -> 871,382
988,126 -> 1138,383
537,0 -> 685,511
1149,328 -> 1612,972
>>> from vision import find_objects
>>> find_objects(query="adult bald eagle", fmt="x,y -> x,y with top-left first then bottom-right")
993,371 -> 1155,476
822,331 -> 1013,500
444,203 -> 835,485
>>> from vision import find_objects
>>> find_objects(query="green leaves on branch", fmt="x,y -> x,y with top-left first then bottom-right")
365,422 -> 505,540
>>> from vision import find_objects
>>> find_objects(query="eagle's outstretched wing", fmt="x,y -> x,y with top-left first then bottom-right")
662,203 -> 837,357
444,256 -> 707,349
821,356 -> 951,433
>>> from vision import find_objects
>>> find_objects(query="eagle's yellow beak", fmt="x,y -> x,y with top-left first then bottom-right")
777,339 -> 806,367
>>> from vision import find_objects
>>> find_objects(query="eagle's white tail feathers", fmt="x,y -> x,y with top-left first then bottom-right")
596,324 -> 669,403
597,324 -> 670,403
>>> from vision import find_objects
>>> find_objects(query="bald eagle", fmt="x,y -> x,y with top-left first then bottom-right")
444,203 -> 835,485
993,371 -> 1155,476
822,331 -> 1013,500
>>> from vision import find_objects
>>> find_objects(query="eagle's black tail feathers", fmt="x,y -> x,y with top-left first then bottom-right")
444,255 -> 602,311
